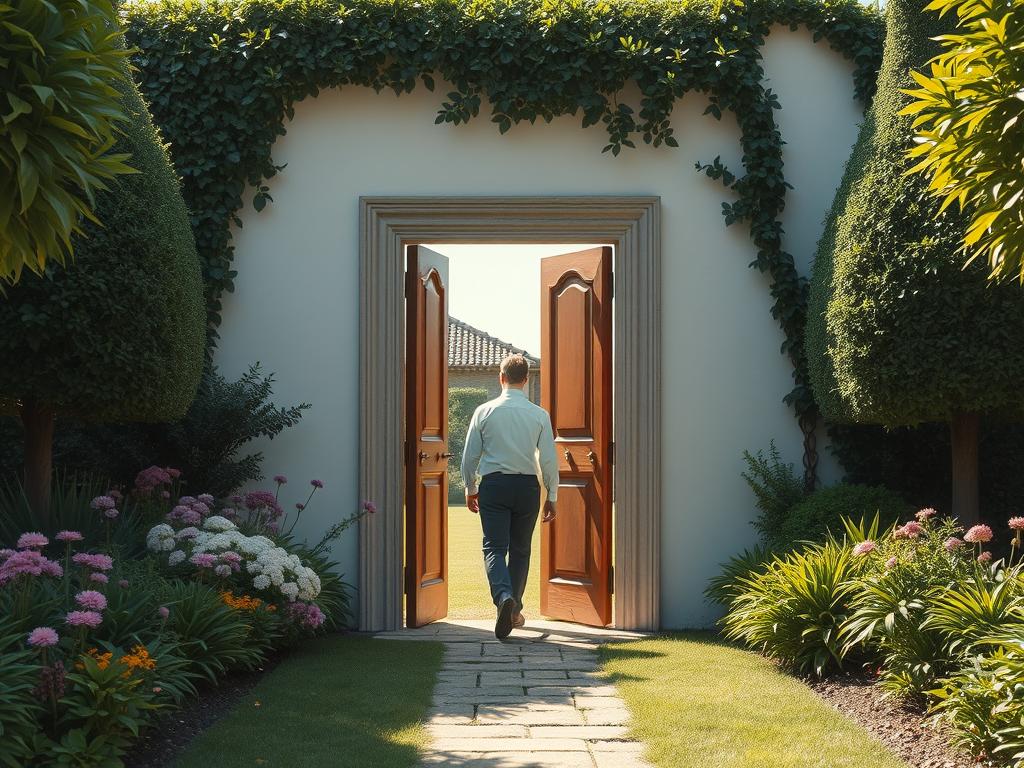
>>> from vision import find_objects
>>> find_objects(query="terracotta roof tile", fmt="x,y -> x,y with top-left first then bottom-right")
448,316 -> 540,370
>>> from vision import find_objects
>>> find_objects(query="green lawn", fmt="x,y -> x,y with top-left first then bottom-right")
173,635 -> 442,768
599,634 -> 909,768
447,503 -> 542,619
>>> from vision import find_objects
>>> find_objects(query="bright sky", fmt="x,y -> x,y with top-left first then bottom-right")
426,244 -> 603,356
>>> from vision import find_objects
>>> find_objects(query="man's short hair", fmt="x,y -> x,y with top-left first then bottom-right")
500,354 -> 530,385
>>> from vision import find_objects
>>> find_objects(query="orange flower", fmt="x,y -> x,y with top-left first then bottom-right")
78,647 -> 112,671
120,644 -> 156,677
221,591 -> 264,611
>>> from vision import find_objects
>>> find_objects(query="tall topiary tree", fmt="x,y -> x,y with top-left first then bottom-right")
0,68 -> 205,520
806,0 -> 1024,525
0,0 -> 134,284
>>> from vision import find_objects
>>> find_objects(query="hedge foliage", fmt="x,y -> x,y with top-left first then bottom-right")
806,0 -> 1024,426
122,0 -> 884,427
449,387 -> 490,502
773,482 -> 909,547
0,68 -> 205,423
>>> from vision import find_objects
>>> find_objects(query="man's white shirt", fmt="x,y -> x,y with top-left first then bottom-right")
460,388 -> 559,501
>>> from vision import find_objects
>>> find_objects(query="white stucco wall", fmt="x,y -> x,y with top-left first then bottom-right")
214,25 -> 862,628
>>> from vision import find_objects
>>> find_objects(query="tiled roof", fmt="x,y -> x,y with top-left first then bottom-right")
449,317 -> 540,370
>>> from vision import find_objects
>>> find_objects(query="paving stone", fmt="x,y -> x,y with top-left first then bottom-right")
590,740 -> 645,753
584,708 -> 631,726
592,752 -> 654,768
525,685 -> 619,698
572,696 -> 624,709
421,751 -> 595,767
431,737 -> 588,752
530,725 -> 628,740
434,693 -> 573,706
434,685 -> 525,697
475,706 -> 587,725
426,724 -> 528,738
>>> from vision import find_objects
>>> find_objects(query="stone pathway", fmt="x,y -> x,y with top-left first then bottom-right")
376,619 -> 653,768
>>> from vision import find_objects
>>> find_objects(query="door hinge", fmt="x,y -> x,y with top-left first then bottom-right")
609,564 -> 615,595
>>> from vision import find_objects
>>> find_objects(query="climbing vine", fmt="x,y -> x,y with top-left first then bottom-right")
124,0 -> 883,478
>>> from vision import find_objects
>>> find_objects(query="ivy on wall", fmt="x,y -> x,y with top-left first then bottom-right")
123,0 -> 883,478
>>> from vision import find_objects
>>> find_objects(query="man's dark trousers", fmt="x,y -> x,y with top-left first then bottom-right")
478,472 -> 541,611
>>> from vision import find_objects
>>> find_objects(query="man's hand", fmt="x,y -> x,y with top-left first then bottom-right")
467,494 -> 480,514
542,500 -> 557,523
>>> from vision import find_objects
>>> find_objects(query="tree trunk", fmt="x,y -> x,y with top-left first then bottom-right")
950,411 -> 980,526
20,399 -> 55,525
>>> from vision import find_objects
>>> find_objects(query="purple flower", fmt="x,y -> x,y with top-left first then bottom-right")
198,494 -> 215,505
72,553 -> 114,572
230,494 -> 243,505
17,532 -> 48,550
166,467 -> 181,479
214,564 -> 232,578
75,590 -> 107,611
118,579 -> 130,589
90,572 -> 108,584
885,556 -> 899,570
190,553 -> 217,568
27,627 -> 59,648
295,503 -> 305,511
55,530 -> 84,543
310,479 -> 324,489
135,466 -> 172,494
103,508 -> 119,520
65,611 -> 103,629
90,495 -> 116,511
158,606 -> 170,620
274,475 -> 288,485
286,602 -> 326,630
363,501 -> 377,514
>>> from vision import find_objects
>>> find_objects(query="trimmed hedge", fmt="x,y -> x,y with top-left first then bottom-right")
806,0 -> 1024,427
448,387 -> 489,502
772,482 -> 910,548
0,68 -> 205,422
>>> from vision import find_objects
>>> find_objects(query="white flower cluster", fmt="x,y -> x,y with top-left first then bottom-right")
145,517 -> 321,602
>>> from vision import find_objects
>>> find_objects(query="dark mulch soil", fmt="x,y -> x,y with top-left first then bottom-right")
123,653 -> 285,768
807,671 -> 993,768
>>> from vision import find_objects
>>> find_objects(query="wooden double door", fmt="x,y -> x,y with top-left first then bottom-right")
405,246 -> 613,628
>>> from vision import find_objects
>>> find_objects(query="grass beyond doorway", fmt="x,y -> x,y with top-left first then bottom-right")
172,635 -> 442,768
599,634 -> 909,768
448,504 -> 542,619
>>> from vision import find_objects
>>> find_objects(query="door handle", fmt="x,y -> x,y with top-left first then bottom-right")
564,449 -> 571,462
438,452 -> 454,460
587,450 -> 597,464
417,451 -> 429,464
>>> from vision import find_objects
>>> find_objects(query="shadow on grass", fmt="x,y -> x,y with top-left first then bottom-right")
172,634 -> 443,768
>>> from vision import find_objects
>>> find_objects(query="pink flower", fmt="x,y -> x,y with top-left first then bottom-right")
103,508 -> 119,520
0,550 -> 63,585
944,537 -> 964,552
158,606 -> 170,620
978,551 -> 993,564
198,494 -> 215,505
17,532 -> 48,550
72,553 -> 113,572
214,565 -> 232,578
894,521 -> 924,539
1008,517 -> 1024,531
295,503 -> 305,511
166,467 -> 181,479
90,573 -> 109,584
885,556 -> 899,570
55,531 -> 84,543
74,590 -> 107,611
286,602 -> 326,630
108,489 -> 123,501
27,627 -> 59,648
964,525 -> 993,544
190,553 -> 216,568
274,475 -> 287,484
230,494 -> 243,505
310,479 -> 324,489
118,579 -> 130,589
65,611 -> 102,629
852,540 -> 876,556
915,508 -> 937,521
90,495 -> 116,511
135,466 -> 172,494
363,501 -> 377,514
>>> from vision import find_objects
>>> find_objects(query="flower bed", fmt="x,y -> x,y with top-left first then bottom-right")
0,468 -> 370,767
713,511 -> 1024,767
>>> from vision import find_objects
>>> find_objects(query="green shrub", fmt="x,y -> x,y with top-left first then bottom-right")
722,539 -> 863,676
448,387 -> 489,502
741,442 -> 807,544
159,582 -> 267,682
704,544 -> 773,607
773,483 -> 910,549
0,62 -> 205,515
0,619 -> 43,768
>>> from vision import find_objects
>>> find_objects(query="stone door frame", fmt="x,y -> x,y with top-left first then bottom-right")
358,196 -> 662,631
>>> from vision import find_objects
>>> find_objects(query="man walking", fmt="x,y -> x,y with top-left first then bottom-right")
461,353 -> 558,639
